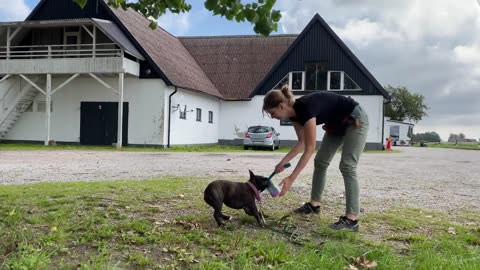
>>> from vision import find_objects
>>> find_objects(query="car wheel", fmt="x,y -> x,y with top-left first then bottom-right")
244,146 -> 249,150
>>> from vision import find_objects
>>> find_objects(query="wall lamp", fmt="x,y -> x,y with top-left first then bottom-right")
171,104 -> 180,112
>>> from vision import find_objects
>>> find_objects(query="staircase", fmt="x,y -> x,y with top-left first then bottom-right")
0,76 -> 42,139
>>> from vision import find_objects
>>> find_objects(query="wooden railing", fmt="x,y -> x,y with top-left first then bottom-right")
0,43 -> 122,60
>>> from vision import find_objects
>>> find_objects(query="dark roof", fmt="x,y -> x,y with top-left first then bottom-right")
180,35 -> 296,100
23,2 -> 388,101
108,7 -> 223,98
312,13 -> 389,99
92,18 -> 144,60
251,14 -> 390,100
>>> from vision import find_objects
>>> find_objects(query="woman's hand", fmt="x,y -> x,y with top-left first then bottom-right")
274,163 -> 286,174
278,175 -> 296,196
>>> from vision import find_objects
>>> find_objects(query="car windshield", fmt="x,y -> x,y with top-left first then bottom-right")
248,126 -> 270,133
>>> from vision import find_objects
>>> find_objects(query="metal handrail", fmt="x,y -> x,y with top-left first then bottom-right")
0,43 -> 122,60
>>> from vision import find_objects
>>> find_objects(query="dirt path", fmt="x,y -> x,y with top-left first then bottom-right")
1,147 -> 479,212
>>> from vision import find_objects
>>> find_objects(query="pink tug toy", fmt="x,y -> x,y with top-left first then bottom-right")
267,163 -> 291,197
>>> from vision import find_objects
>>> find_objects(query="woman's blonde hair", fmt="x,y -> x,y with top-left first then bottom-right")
262,84 -> 295,116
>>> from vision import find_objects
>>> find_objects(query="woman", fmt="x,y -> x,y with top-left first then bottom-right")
263,85 -> 369,231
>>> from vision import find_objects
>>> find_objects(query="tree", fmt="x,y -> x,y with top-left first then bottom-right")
74,0 -> 281,36
448,133 -> 468,143
413,132 -> 441,143
384,85 -> 429,123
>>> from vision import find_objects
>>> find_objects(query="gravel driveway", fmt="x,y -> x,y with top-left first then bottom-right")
1,147 -> 478,212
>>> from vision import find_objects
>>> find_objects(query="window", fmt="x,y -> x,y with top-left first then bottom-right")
196,108 -> 202,122
343,73 -> 361,90
305,62 -> 328,90
272,70 -> 361,91
272,73 -> 289,90
329,71 -> 342,90
290,71 -> 304,90
327,71 -> 361,91
36,101 -> 53,112
248,126 -> 270,133
179,106 -> 186,119
390,125 -> 400,139
208,111 -> 213,123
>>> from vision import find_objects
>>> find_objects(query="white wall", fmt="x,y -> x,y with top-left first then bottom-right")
165,88 -> 220,145
384,119 -> 414,145
5,75 -> 167,145
219,95 -> 384,144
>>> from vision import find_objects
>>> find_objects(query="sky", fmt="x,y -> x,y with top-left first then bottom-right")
5,0 -> 480,141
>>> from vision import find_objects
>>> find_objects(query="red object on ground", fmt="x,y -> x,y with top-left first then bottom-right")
386,137 -> 392,150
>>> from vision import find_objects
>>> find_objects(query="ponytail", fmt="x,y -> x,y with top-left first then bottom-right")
262,84 -> 295,116
280,84 -> 295,104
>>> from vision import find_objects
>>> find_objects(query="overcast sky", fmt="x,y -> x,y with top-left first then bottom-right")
7,0 -> 480,141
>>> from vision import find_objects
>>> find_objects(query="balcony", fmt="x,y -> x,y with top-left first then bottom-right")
0,43 -> 139,76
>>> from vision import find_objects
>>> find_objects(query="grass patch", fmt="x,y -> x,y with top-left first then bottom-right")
1,178 -> 478,269
421,143 -> 480,150
0,143 -> 397,154
0,143 -> 252,152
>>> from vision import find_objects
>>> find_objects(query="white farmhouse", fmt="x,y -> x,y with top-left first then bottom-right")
0,0 -> 390,150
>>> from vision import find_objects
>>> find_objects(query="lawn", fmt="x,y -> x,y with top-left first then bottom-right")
1,178 -> 479,269
0,143 -> 397,154
423,143 -> 480,150
0,143 -> 252,153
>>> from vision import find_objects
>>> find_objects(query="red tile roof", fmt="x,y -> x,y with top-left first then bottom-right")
180,35 -> 296,100
111,7 -> 223,98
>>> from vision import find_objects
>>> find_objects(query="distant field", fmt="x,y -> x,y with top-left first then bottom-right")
425,142 -> 480,150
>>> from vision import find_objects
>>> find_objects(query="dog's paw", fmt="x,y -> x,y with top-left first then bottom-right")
221,214 -> 232,220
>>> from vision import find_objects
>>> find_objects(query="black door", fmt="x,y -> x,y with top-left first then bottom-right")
80,102 -> 128,146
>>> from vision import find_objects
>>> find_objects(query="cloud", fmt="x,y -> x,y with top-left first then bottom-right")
0,0 -> 30,21
331,18 -> 402,47
157,11 -> 191,36
276,0 -> 480,140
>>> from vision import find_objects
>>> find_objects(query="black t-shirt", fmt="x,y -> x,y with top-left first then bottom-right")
289,92 -> 358,126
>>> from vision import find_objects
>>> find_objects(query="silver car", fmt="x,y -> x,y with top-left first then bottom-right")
244,126 -> 280,150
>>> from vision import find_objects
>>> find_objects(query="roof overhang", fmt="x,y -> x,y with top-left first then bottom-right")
0,18 -> 144,61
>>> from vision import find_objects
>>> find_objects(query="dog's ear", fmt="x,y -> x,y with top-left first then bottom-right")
249,170 -> 255,179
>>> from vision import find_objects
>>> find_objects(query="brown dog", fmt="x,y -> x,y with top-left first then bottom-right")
204,170 -> 270,227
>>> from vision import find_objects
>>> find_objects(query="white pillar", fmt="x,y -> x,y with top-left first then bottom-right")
116,72 -> 124,148
93,25 -> 96,58
45,74 -> 52,146
6,27 -> 10,59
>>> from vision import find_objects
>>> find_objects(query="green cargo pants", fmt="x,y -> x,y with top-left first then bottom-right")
311,105 -> 369,216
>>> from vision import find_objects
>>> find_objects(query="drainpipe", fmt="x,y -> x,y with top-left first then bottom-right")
167,87 -> 177,148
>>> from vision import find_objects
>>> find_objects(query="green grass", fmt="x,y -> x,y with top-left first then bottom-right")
0,143 -> 251,152
0,143 -> 398,154
1,178 -> 479,269
422,143 -> 480,150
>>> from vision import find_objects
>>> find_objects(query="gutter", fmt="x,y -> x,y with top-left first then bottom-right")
167,87 -> 177,148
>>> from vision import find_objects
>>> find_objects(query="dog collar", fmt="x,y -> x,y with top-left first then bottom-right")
246,181 -> 262,202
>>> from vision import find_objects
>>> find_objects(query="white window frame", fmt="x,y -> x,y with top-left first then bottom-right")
327,71 -> 361,91
273,71 -> 362,91
208,111 -> 213,123
196,108 -> 202,122
288,71 -> 305,91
